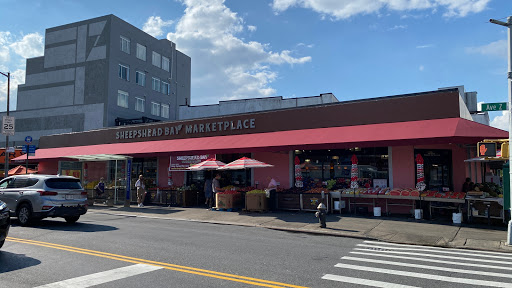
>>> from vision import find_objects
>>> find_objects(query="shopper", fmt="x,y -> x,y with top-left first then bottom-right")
462,177 -> 474,192
267,176 -> 278,211
94,177 -> 105,199
135,174 -> 146,207
212,173 -> 221,208
204,172 -> 213,209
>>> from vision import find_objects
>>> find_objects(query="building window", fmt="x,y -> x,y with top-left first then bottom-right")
151,102 -> 161,116
119,64 -> 129,81
135,97 -> 145,112
117,90 -> 129,108
161,104 -> 169,118
136,43 -> 146,61
162,56 -> 169,71
152,77 -> 161,92
152,51 -> 161,68
120,36 -> 130,54
135,71 -> 146,86
161,82 -> 170,95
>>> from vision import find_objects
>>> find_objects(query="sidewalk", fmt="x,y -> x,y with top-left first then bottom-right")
88,204 -> 512,253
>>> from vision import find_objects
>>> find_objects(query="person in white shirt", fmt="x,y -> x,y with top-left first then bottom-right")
135,174 -> 146,207
267,177 -> 278,211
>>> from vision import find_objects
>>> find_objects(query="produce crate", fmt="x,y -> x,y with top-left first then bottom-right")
216,193 -> 242,209
277,193 -> 301,210
302,193 -> 329,212
182,190 -> 198,207
246,193 -> 268,211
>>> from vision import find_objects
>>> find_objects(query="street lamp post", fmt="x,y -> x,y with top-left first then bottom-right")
489,17 -> 512,244
0,71 -> 9,178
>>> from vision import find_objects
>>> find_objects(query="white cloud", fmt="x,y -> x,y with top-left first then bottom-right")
9,32 -> 44,59
419,65 -> 424,71
0,69 -> 25,111
166,0 -> 311,104
388,25 -> 407,31
490,111 -> 509,131
143,16 -> 174,38
247,25 -> 257,32
0,32 -> 12,63
271,0 -> 490,19
416,44 -> 434,48
466,39 -> 507,59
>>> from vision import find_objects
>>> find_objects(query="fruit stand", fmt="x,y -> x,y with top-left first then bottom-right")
245,190 -> 268,211
215,190 -> 242,210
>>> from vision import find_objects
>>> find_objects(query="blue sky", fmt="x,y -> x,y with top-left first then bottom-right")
0,0 -> 510,129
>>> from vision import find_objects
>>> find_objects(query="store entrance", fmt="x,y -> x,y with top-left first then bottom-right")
414,149 -> 452,191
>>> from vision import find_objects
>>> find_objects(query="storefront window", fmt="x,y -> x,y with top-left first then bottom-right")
59,161 -> 83,179
295,147 -> 389,189
415,149 -> 452,191
131,158 -> 157,189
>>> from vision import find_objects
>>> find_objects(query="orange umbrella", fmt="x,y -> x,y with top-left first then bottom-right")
8,165 -> 37,176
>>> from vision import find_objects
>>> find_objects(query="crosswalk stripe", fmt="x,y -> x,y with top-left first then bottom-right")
363,240 -> 511,256
33,264 -> 162,288
342,256 -> 512,279
334,263 -> 512,287
322,274 -> 420,288
358,242 -> 512,260
350,251 -> 512,271
353,247 -> 512,265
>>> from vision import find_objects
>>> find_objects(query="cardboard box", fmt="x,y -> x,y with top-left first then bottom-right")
246,193 -> 268,211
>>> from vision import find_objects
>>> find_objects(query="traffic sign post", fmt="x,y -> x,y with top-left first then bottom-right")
481,102 -> 508,112
2,116 -> 15,136
23,143 -> 36,174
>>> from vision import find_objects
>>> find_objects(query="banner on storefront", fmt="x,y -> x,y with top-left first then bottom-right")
169,154 -> 212,171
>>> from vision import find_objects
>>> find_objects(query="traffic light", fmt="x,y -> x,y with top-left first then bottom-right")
501,142 -> 509,158
477,142 -> 497,157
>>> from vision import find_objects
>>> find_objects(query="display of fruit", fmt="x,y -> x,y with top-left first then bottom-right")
217,191 -> 241,195
246,189 -> 265,194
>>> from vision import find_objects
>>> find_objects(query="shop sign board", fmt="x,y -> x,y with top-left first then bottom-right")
481,102 -> 507,112
169,154 -> 212,171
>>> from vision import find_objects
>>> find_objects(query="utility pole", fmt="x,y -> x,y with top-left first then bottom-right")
489,16 -> 512,244
0,71 -> 9,178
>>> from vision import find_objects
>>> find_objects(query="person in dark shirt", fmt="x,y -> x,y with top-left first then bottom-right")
462,177 -> 474,192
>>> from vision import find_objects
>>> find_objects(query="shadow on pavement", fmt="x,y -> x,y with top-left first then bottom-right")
0,251 -> 41,273
91,205 -> 185,215
10,219 -> 118,232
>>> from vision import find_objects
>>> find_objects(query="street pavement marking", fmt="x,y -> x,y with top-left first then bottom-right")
334,263 -> 512,288
342,256 -> 512,279
33,264 -> 162,288
321,274 -> 420,288
350,251 -> 512,271
353,247 -> 512,265
358,242 -> 512,260
363,240 -> 511,256
7,237 -> 307,288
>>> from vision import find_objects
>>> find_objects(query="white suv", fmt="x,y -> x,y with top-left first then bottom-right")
0,174 -> 88,226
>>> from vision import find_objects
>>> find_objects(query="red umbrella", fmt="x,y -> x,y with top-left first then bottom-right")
8,165 -> 37,176
187,158 -> 227,171
218,157 -> 273,170
350,154 -> 359,189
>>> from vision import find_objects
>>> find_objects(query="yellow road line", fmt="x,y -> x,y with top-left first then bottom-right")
7,237 -> 308,288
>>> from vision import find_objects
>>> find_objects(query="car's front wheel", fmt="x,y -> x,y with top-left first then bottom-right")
17,204 -> 32,226
64,216 -> 80,223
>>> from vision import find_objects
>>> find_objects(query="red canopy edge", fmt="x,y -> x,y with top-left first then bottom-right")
15,118 -> 508,162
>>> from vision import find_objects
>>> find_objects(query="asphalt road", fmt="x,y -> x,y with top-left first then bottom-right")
1,211 -> 512,288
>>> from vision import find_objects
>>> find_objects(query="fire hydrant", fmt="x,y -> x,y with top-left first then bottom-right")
315,203 -> 327,228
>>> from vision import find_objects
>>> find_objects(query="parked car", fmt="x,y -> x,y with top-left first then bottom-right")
0,174 -> 88,226
0,200 -> 10,248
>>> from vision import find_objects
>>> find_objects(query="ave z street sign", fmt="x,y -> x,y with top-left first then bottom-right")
481,102 -> 508,112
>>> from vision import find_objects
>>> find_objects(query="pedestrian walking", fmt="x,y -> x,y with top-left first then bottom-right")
204,172 -> 213,209
135,174 -> 146,207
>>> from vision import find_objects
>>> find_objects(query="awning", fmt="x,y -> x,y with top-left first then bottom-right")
464,157 -> 507,163
14,118 -> 508,162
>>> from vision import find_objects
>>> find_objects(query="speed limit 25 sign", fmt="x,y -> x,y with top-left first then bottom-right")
2,116 -> 15,136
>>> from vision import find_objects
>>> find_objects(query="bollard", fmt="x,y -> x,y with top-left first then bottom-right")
315,203 -> 327,228
507,219 -> 512,246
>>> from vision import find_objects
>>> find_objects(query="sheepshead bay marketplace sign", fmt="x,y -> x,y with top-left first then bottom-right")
115,118 -> 256,140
